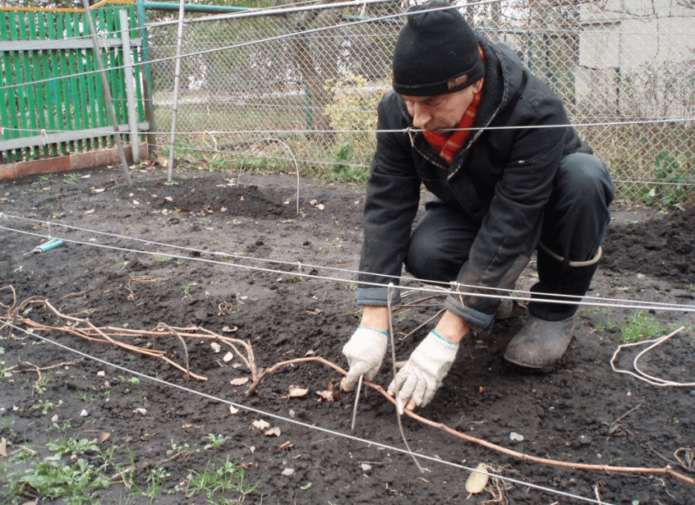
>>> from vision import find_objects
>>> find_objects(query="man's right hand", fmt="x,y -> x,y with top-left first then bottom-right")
341,325 -> 389,391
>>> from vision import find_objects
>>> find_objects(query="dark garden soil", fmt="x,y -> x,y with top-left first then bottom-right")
0,165 -> 694,505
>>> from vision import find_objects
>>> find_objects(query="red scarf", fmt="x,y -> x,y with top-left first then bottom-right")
424,46 -> 485,165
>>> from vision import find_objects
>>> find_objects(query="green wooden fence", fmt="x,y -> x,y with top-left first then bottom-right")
0,1 -> 147,163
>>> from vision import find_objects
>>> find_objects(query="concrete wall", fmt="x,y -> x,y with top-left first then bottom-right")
576,0 -> 695,118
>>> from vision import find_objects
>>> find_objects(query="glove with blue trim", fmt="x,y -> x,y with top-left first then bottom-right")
387,330 -> 459,409
341,325 -> 389,391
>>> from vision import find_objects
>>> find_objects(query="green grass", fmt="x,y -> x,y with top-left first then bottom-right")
620,310 -> 667,343
186,457 -> 261,504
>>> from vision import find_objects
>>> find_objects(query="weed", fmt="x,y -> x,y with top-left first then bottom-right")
116,375 -> 140,386
211,278 -> 221,285
39,174 -> 54,183
63,173 -> 80,184
288,275 -> 306,283
9,457 -> 109,503
32,398 -> 63,415
48,436 -> 99,458
145,466 -> 170,502
187,456 -> 261,503
620,311 -> 665,343
596,320 -> 617,334
174,258 -> 186,266
153,254 -> 171,262
686,285 -> 695,292
75,392 -> 94,403
183,284 -> 194,300
33,372 -> 53,395
203,433 -> 230,450
52,420 -> 72,433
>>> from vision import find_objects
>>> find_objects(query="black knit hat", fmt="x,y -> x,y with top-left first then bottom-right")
392,1 -> 484,96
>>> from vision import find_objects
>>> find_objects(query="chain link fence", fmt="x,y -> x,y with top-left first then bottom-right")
146,0 -> 695,203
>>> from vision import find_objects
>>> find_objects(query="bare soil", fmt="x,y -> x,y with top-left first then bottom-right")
1,166 -> 694,505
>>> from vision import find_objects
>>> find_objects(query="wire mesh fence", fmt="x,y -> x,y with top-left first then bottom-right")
146,0 -> 695,203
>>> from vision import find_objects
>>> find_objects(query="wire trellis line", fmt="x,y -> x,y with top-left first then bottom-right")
2,216 -> 694,314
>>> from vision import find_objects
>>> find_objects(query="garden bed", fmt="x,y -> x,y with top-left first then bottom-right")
1,165 -> 694,504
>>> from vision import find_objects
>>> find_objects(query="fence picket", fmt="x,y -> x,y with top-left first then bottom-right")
0,15 -> 13,161
27,12 -> 48,158
37,11 -> 57,157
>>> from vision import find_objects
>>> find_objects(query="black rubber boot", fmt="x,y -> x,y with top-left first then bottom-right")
504,245 -> 600,368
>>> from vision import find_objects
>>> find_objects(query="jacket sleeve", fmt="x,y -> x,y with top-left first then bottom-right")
445,94 -> 570,327
357,94 -> 421,306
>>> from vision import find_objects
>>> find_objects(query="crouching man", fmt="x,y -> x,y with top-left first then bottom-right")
341,1 -> 614,412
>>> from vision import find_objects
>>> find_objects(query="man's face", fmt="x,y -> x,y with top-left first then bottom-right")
401,78 -> 484,132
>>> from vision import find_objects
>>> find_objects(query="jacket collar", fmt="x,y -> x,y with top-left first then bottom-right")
399,35 -> 514,174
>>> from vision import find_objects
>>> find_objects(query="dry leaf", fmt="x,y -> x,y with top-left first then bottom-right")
84,209 -> 95,215
98,432 -> 110,444
133,408 -> 147,416
222,325 -> 238,333
230,377 -> 249,386
465,463 -> 490,494
0,437 -> 7,457
210,342 -> 221,353
316,390 -> 335,402
164,196 -> 173,202
316,379 -> 340,402
282,385 -> 308,400
252,420 -> 270,431
278,441 -> 293,451
229,405 -> 239,415
265,427 -> 281,437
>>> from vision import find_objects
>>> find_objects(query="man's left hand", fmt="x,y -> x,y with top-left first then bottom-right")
387,330 -> 459,410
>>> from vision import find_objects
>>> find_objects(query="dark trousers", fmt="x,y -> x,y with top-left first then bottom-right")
405,152 -> 615,285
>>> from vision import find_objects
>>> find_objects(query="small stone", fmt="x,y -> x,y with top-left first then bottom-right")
282,468 -> 295,477
510,432 -> 524,442
97,371 -> 105,377
361,463 -> 372,475
80,409 -> 88,417
579,435 -> 592,446
689,390 -> 695,396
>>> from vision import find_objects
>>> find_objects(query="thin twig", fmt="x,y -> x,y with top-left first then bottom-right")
399,309 -> 445,341
388,282 -> 428,473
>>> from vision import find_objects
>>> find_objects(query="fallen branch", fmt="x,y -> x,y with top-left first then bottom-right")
241,354 -> 695,487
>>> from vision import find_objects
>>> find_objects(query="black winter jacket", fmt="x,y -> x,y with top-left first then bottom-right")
356,35 -> 593,328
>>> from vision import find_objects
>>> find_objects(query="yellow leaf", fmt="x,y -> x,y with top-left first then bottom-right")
465,463 -> 489,494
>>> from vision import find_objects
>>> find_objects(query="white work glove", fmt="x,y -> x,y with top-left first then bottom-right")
388,330 -> 459,409
341,325 -> 389,390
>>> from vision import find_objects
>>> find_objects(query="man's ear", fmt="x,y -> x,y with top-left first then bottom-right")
472,78 -> 485,93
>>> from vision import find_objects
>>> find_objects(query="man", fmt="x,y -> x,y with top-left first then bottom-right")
341,1 -> 615,412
